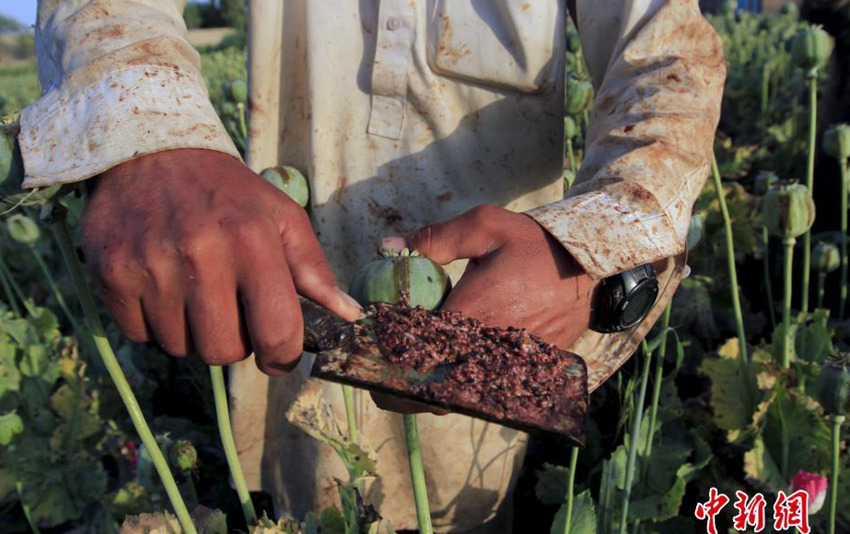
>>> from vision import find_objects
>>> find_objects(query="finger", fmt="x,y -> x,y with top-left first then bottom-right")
142,291 -> 192,357
102,293 -> 151,343
185,259 -> 249,367
389,205 -> 507,265
370,392 -> 449,416
87,245 -> 151,342
133,240 -> 193,356
278,207 -> 362,322
238,223 -> 305,376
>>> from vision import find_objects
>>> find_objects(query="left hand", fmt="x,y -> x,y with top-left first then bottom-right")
372,205 -> 598,413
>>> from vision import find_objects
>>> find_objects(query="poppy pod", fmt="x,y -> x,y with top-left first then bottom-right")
761,182 -> 816,240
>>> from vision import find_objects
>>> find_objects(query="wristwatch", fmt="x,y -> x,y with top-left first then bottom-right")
591,264 -> 659,333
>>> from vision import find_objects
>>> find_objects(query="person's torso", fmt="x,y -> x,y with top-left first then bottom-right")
266,0 -> 568,282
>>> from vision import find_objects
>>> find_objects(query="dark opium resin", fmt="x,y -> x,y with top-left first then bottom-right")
368,303 -> 587,437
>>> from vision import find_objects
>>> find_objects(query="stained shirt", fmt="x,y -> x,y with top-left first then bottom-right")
21,1 -> 724,531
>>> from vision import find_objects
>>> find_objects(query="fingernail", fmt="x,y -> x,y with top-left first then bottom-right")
336,287 -> 363,311
381,236 -> 406,253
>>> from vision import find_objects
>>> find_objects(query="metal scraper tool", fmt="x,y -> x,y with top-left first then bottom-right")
299,296 -> 588,446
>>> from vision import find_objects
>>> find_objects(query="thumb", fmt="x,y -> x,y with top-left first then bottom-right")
382,205 -> 507,265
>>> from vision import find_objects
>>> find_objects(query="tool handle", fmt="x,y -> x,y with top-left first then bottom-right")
299,296 -> 353,353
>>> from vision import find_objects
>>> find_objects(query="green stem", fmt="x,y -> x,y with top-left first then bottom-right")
711,154 -> 749,373
761,62 -> 771,114
762,226 -> 776,329
237,102 -> 248,140
618,341 -> 653,534
15,481 -> 41,534
342,384 -> 358,444
209,366 -> 257,527
29,246 -> 84,336
840,161 -> 848,319
777,398 -> 789,478
599,460 -> 613,534
566,138 -> 577,172
0,253 -> 20,315
403,414 -> 432,534
563,446 -> 580,534
639,305 -> 671,492
801,73 -> 818,314
51,216 -> 197,534
818,272 -> 827,310
0,254 -> 35,316
782,237 -> 795,368
828,414 -> 844,534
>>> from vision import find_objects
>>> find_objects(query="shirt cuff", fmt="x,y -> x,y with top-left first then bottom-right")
19,65 -> 240,188
526,183 -> 683,279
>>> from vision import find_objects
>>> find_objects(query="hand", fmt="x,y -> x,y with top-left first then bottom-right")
82,148 -> 362,375
371,204 -> 597,413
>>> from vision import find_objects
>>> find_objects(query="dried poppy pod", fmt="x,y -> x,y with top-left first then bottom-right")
169,439 -> 198,473
790,26 -> 832,73
761,182 -> 816,240
818,352 -> 850,416
565,75 -> 593,116
753,170 -> 779,196
824,123 -> 850,162
813,241 -> 840,273
5,213 -> 40,245
260,165 -> 310,208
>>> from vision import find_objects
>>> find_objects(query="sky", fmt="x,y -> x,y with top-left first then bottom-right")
1,1 -> 37,27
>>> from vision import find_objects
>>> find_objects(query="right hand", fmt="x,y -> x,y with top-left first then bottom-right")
81,148 -> 362,375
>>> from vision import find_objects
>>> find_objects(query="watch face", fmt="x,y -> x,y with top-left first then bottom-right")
620,282 -> 658,327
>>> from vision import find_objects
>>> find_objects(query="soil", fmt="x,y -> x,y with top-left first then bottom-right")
368,303 -> 586,432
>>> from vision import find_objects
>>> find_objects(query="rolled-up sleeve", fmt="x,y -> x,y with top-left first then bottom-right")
527,0 -> 725,279
20,0 -> 240,189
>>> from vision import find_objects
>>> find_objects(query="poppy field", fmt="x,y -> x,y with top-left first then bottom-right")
2,4 -> 850,534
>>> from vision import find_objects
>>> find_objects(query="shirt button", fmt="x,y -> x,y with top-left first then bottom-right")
386,16 -> 402,31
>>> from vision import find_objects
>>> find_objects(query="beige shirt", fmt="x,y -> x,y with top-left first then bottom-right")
22,0 -> 724,530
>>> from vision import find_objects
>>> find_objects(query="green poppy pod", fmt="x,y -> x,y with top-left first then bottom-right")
761,182 -> 816,239
0,120 -> 20,189
563,169 -> 576,189
348,248 -> 451,311
780,3 -> 798,17
564,117 -> 578,140
225,79 -> 248,104
687,214 -> 704,252
6,213 -> 40,244
753,171 -> 780,196
812,241 -> 840,273
566,29 -> 581,54
260,165 -> 310,208
790,26 -> 832,73
565,75 -> 594,116
0,119 -> 60,211
818,352 -> 850,416
824,123 -> 850,161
